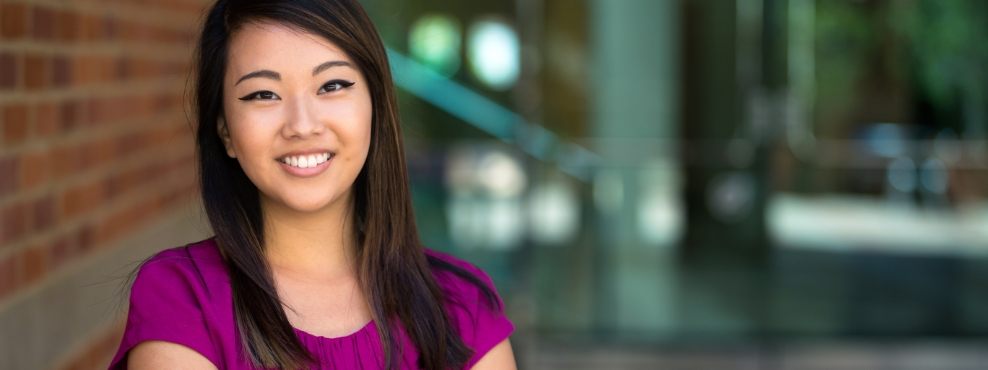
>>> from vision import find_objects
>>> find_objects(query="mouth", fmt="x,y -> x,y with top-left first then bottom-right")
278,152 -> 334,169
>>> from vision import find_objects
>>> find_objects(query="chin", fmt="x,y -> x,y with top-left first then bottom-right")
283,197 -> 338,213
259,183 -> 354,214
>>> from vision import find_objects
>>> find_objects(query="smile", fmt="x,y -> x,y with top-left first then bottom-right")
279,152 -> 332,168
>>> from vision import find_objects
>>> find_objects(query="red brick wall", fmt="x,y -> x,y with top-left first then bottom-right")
0,0 -> 210,367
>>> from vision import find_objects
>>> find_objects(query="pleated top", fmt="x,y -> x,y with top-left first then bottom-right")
108,238 -> 514,369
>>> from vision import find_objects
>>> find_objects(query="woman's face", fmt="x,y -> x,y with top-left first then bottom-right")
220,22 -> 372,214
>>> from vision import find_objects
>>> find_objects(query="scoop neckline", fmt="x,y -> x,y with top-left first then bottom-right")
292,320 -> 376,341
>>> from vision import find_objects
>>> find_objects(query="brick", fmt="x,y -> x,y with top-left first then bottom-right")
107,165 -> 142,195
33,102 -> 59,137
52,55 -> 71,87
3,103 -> 30,144
101,15 -> 118,39
1,200 -> 29,245
96,194 -> 160,244
88,139 -> 116,172
119,20 -> 140,43
0,253 -> 16,300
114,56 -> 131,80
20,149 -> 50,189
75,225 -> 94,253
115,130 -> 145,157
47,235 -> 74,271
0,52 -> 17,89
135,95 -> 155,117
73,140 -> 99,172
31,195 -> 55,233
132,59 -> 158,79
55,10 -> 78,42
60,180 -> 105,220
155,91 -> 178,113
0,0 -> 207,310
95,56 -> 114,84
21,245 -> 48,284
98,56 -> 116,85
164,60 -> 187,76
49,145 -> 79,181
31,5 -> 56,41
23,53 -> 49,90
0,156 -> 18,199
59,100 -> 85,132
89,96 -> 125,125
72,56 -> 106,86
77,14 -> 99,41
0,3 -> 29,39
164,181 -> 196,206
161,0 -> 208,15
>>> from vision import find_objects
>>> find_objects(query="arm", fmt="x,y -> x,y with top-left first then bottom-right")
470,339 -> 517,370
127,341 -> 218,370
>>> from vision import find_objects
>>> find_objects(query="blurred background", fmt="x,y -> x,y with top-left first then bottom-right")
1,0 -> 987,369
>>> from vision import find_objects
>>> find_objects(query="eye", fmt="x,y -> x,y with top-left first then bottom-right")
238,90 -> 280,101
318,79 -> 356,94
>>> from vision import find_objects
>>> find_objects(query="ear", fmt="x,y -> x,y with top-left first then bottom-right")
217,117 -> 237,158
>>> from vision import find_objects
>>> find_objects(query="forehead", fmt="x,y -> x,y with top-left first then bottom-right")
226,21 -> 353,74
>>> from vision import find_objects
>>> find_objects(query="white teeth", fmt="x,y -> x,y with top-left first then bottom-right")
280,152 -> 332,169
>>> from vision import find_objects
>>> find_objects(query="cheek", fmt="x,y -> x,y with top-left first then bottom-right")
355,98 -> 373,151
326,100 -> 372,156
352,113 -> 373,160
227,110 -> 280,155
228,125 -> 260,157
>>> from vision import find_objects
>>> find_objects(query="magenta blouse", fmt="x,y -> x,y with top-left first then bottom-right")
108,238 -> 514,369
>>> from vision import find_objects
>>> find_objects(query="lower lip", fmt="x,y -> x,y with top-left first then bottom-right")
278,156 -> 333,178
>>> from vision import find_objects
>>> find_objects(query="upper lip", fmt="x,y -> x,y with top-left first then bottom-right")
276,149 -> 334,159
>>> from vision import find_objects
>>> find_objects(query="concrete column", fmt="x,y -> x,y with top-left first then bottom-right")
589,0 -> 681,335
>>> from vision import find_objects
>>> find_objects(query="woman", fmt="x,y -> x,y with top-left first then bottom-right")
108,0 -> 516,369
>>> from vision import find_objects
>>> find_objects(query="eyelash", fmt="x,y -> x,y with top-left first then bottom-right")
319,79 -> 356,94
237,79 -> 356,101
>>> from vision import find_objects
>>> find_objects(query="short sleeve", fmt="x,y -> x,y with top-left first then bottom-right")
108,251 -> 221,369
430,251 -> 515,369
460,266 -> 514,368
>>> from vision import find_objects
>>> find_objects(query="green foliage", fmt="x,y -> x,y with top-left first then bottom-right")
814,1 -> 877,130
891,0 -> 988,110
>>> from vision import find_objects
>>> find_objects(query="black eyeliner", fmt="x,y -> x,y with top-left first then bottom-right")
322,79 -> 356,91
238,91 -> 278,101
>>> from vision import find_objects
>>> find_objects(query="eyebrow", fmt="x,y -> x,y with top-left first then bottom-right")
234,60 -> 354,86
235,70 -> 280,85
312,60 -> 353,76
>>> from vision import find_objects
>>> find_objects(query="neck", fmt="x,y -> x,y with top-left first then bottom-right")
260,194 -> 357,282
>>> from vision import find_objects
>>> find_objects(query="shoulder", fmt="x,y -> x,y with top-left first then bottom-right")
141,238 -> 224,272
111,238 -> 227,369
132,238 -> 225,298
423,248 -> 494,299
423,248 -> 515,367
127,238 -> 226,322
424,248 -> 483,278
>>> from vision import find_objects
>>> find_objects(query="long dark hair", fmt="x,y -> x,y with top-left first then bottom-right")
194,1 -> 499,369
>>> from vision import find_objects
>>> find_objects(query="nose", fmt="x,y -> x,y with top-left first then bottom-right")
282,97 -> 324,138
